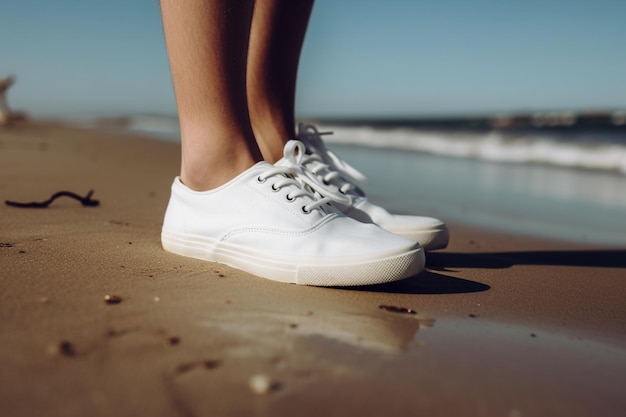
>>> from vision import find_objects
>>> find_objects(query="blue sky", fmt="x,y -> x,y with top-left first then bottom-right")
4,0 -> 626,118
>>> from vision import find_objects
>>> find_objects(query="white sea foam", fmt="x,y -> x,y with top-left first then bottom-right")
321,125 -> 626,175
96,115 -> 626,175
125,114 -> 181,139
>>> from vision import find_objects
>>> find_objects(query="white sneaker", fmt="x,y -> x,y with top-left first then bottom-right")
296,123 -> 449,251
161,140 -> 424,286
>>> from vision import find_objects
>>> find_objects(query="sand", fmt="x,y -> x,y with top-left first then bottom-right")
1,122 -> 625,417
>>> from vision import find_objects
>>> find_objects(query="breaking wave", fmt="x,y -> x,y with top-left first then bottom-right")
90,114 -> 626,175
320,125 -> 626,175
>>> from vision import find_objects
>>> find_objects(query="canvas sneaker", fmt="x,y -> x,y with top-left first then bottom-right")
295,123 -> 449,250
161,140 -> 425,286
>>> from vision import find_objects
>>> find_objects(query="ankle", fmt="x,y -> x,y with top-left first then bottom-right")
250,110 -> 295,164
181,152 -> 258,191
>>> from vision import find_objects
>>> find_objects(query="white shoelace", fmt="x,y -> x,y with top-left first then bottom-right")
296,123 -> 368,197
261,140 -> 352,213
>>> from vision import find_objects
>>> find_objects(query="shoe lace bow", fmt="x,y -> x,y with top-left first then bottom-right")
297,123 -> 368,195
260,140 -> 352,213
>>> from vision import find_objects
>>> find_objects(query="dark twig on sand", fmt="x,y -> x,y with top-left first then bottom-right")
5,190 -> 100,208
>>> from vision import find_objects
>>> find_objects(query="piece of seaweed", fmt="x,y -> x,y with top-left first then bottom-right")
5,190 -> 99,208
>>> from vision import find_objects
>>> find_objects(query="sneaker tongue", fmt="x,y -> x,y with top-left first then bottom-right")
299,130 -> 368,187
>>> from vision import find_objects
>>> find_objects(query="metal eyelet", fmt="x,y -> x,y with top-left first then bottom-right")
256,176 -> 266,184
285,194 -> 295,202
301,206 -> 311,214
271,184 -> 280,192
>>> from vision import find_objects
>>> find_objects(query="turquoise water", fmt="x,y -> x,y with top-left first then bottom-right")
330,143 -> 626,246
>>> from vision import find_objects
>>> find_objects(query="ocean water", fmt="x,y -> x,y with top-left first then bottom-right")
105,114 -> 626,245
331,143 -> 626,246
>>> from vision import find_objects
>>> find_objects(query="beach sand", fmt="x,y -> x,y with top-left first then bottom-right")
1,123 -> 624,417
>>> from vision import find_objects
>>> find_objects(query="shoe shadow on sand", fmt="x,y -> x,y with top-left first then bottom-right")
340,270 -> 491,295
427,249 -> 626,270
340,249 -> 626,295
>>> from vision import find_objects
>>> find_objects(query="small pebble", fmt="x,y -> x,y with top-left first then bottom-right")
175,359 -> 221,374
39,296 -> 49,303
468,313 -> 478,318
47,340 -> 75,357
166,336 -> 180,346
249,374 -> 279,395
379,305 -> 417,315
104,295 -> 123,305
154,296 -> 160,302
203,360 -> 221,369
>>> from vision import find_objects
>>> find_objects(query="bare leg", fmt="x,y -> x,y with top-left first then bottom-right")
160,0 -> 263,191
247,0 -> 315,163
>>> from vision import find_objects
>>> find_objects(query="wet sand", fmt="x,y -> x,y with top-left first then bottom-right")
1,123 -> 625,417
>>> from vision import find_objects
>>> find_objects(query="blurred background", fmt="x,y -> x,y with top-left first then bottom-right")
4,0 -> 626,118
3,0 -> 626,244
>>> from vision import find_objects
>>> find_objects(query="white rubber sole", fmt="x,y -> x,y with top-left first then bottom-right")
385,224 -> 449,251
161,230 -> 425,286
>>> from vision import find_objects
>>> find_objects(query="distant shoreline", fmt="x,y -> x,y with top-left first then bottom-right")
311,110 -> 626,131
